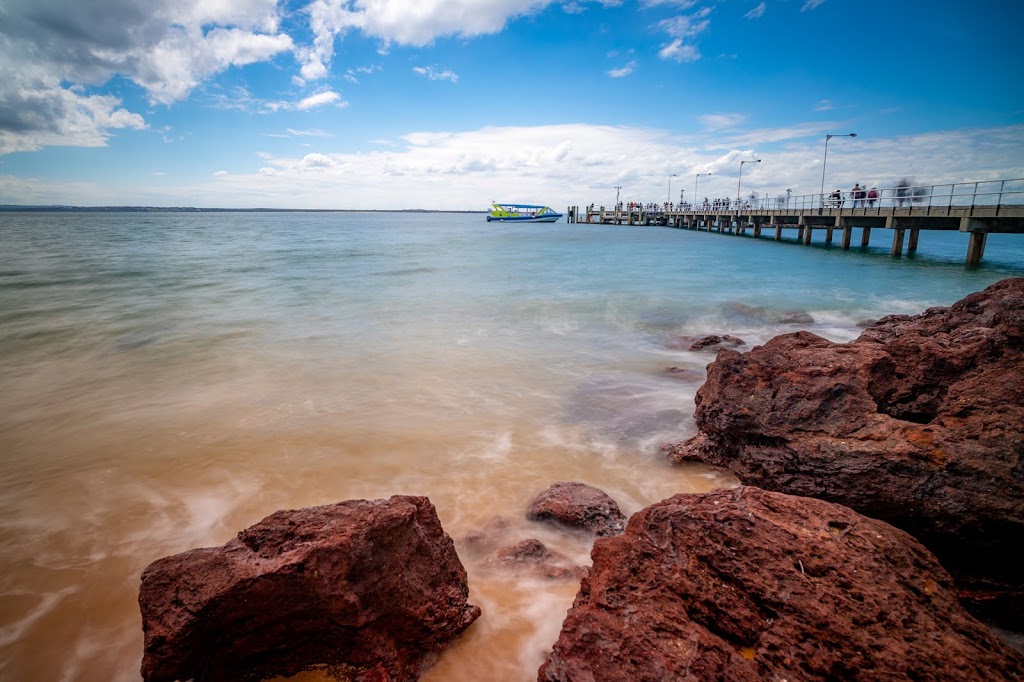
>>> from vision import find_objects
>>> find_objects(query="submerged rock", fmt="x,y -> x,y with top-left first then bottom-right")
663,277 -> 1024,625
779,310 -> 815,324
139,495 -> 480,682
667,334 -> 746,352
664,366 -> 706,382
526,482 -> 627,537
540,487 -> 1024,681
480,539 -> 587,581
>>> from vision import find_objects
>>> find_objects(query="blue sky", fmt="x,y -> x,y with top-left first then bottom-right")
1,0 -> 1022,209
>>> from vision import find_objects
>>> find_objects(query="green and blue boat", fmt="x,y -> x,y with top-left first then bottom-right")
486,203 -> 563,223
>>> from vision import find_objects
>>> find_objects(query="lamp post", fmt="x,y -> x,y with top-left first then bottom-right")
615,185 -> 622,208
737,159 -> 761,204
667,174 -> 677,205
695,173 -> 711,206
679,188 -> 685,207
819,133 -> 857,206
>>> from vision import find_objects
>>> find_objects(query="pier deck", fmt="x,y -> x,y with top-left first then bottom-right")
568,179 -> 1024,265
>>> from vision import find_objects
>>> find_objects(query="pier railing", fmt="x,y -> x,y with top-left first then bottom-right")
676,177 -> 1024,214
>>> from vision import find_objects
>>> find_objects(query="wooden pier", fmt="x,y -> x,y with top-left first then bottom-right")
567,202 -> 1024,266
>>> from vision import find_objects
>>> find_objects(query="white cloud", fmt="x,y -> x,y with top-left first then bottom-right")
658,11 -> 711,38
802,0 -> 826,10
655,9 -> 710,62
286,129 -> 335,137
213,170 -> 229,177
641,0 -> 697,7
814,99 -> 834,111
413,66 -> 459,83
300,0 -> 561,79
3,124 -> 1022,210
0,0 -> 291,154
608,61 -> 638,78
0,71 -> 147,154
745,2 -> 767,19
659,39 -> 700,62
698,113 -> 748,130
297,91 -> 345,110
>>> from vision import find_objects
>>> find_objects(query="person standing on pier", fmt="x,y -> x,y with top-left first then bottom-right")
896,179 -> 910,207
851,183 -> 862,207
867,187 -> 878,207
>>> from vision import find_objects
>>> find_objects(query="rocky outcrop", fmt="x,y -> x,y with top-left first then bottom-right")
539,487 -> 1024,682
526,482 -> 626,537
139,496 -> 480,682
663,277 -> 1024,624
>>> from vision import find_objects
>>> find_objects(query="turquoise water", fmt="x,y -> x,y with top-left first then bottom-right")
0,211 -> 1021,680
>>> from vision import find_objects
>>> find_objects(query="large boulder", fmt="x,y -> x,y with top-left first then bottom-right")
526,482 -> 627,537
139,495 -> 480,682
663,277 -> 1024,624
539,487 -> 1024,681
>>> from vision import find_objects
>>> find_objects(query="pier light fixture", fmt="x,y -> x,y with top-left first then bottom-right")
615,185 -> 622,207
695,173 -> 711,204
737,159 -> 761,202
667,174 -> 678,204
819,133 -> 857,206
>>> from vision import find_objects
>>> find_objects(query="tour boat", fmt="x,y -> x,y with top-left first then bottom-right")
486,203 -> 563,223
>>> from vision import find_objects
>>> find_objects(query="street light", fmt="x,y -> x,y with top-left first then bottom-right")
819,133 -> 857,206
615,185 -> 622,208
737,159 -> 761,203
695,173 -> 711,205
667,174 -> 678,205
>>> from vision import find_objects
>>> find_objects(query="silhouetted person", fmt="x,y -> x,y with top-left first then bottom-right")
896,178 -> 910,207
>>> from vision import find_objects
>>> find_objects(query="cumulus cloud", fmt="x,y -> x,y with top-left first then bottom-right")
0,0 -> 292,154
413,66 -> 459,83
745,2 -> 767,19
300,0 -> 560,80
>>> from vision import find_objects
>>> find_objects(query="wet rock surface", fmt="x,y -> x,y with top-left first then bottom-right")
139,495 -> 480,682
663,277 -> 1024,625
667,334 -> 746,352
526,482 -> 627,537
539,487 -> 1024,682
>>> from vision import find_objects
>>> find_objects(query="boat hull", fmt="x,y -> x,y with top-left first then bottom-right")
486,214 -> 562,223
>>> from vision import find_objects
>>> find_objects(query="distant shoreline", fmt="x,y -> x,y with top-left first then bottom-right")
0,206 -> 486,214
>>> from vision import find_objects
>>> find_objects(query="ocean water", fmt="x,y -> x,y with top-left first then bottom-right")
0,211 -> 1022,680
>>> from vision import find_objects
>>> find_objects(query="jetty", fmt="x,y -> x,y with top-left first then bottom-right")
567,179 -> 1024,265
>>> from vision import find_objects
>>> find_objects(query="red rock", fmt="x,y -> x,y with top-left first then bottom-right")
539,487 -> 1024,682
663,277 -> 1024,625
139,495 -> 480,682
526,482 -> 626,537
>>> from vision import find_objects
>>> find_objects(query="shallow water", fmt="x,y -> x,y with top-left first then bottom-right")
1,211 -> 1021,680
